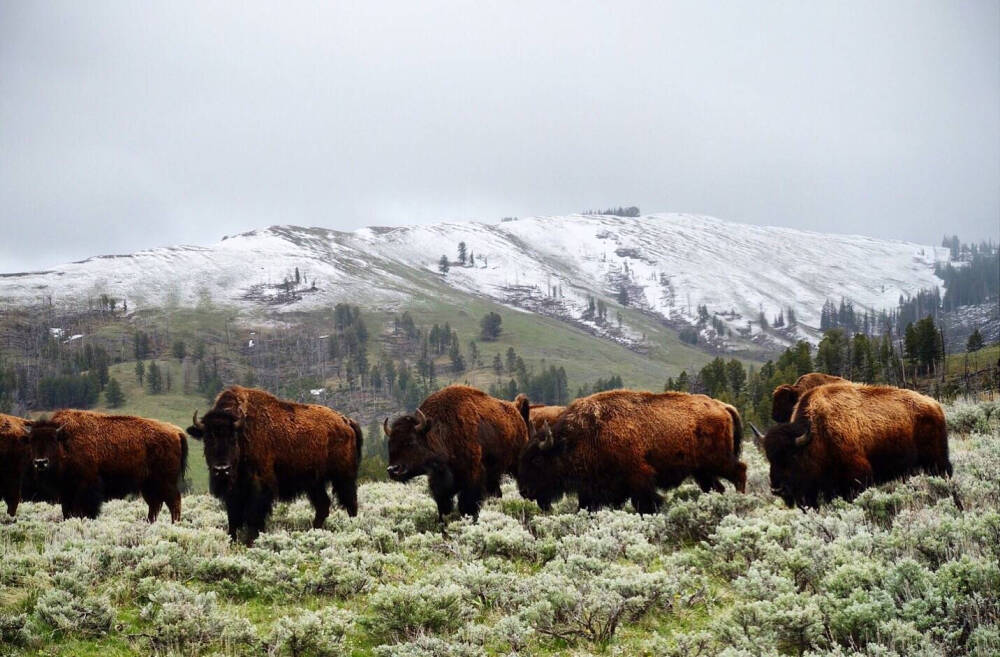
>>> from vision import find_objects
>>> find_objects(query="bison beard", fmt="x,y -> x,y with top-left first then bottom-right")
753,383 -> 952,507
518,390 -> 746,513
27,411 -> 187,521
384,385 -> 530,520
188,386 -> 362,544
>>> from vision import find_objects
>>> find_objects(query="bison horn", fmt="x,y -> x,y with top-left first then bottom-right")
749,422 -> 765,452
414,409 -> 429,432
383,417 -> 391,436
794,431 -> 812,448
539,421 -> 555,450
192,410 -> 205,431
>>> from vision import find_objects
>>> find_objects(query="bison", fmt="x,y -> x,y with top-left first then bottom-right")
771,373 -> 847,422
28,410 -> 188,521
526,403 -> 565,436
0,414 -> 33,516
517,390 -> 746,513
188,385 -> 362,543
384,385 -> 530,520
750,383 -> 951,507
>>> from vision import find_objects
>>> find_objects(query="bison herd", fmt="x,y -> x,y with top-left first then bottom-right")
0,376 -> 953,543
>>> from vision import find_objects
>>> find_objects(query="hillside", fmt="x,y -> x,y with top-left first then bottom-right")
0,213 -> 949,351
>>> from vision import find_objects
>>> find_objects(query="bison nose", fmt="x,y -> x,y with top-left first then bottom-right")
212,465 -> 232,474
386,464 -> 404,476
33,458 -> 49,470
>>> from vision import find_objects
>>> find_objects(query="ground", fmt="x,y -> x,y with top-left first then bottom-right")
1,401 -> 997,656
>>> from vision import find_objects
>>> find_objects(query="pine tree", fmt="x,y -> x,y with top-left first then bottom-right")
967,328 -> 985,352
105,378 -> 125,408
135,360 -> 145,386
147,361 -> 163,394
438,255 -> 450,274
457,242 -> 467,265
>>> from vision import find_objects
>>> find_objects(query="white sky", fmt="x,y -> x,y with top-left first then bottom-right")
1,1 -> 998,272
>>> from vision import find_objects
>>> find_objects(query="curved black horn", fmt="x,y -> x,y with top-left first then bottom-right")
192,410 -> 205,431
414,409 -> 429,431
383,417 -> 391,436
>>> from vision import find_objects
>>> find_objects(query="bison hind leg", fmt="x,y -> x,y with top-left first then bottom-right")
332,478 -> 358,517
307,484 -> 332,528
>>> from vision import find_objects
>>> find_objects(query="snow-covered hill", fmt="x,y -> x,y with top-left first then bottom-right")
0,213 -> 949,345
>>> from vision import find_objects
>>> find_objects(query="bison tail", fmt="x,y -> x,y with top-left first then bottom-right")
726,405 -> 743,458
513,393 -> 531,429
179,432 -> 190,489
349,419 -> 364,464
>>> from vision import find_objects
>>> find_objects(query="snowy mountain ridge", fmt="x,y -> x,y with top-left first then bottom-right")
0,213 -> 949,345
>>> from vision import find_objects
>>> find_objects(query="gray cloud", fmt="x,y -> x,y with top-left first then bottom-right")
1,1 -> 997,272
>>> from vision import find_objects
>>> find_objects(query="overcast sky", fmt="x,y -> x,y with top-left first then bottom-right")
1,1 -> 997,272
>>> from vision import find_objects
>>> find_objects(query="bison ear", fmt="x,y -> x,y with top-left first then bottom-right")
186,425 -> 204,439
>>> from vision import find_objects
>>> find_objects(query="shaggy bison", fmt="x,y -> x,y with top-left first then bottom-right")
751,383 -> 951,507
384,385 -> 530,520
28,410 -> 188,521
771,373 -> 847,422
518,390 -> 746,513
188,385 -> 362,543
0,414 -> 32,516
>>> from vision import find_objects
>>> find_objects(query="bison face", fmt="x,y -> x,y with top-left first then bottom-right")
26,421 -> 67,476
188,410 -> 243,487
384,410 -> 437,482
757,418 -> 815,507
517,422 -> 567,511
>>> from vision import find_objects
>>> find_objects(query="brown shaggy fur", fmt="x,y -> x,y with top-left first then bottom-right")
761,383 -> 950,507
385,385 -> 530,519
771,373 -> 847,422
188,385 -> 362,543
0,414 -> 32,516
518,390 -> 746,513
28,410 -> 188,521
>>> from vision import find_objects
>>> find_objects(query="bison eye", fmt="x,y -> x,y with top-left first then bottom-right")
532,456 -> 544,466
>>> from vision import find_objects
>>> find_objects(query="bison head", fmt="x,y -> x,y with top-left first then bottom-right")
750,418 -> 816,507
188,409 -> 244,489
771,385 -> 800,423
26,419 -> 66,476
384,409 -> 437,482
517,421 -> 568,510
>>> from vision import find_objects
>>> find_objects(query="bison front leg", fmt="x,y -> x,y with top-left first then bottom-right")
457,486 -> 483,519
428,468 -> 456,521
306,484 -> 331,529
225,498 -> 245,543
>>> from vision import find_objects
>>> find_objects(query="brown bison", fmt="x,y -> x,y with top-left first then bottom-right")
750,383 -> 951,508
0,414 -> 33,516
518,390 -> 746,513
384,385 -> 530,519
771,373 -> 847,422
188,385 -> 362,543
526,404 -> 565,436
28,410 -> 188,521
